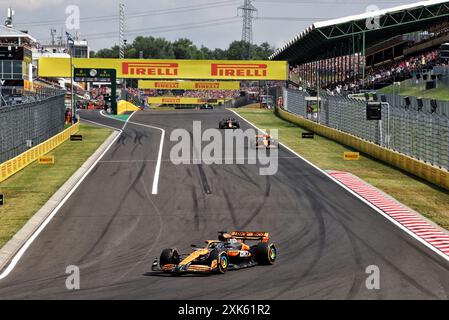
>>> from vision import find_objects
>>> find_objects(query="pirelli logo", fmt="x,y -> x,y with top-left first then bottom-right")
122,62 -> 179,76
162,98 -> 181,104
38,156 -> 55,164
155,82 -> 180,89
211,63 -> 268,77
195,83 -> 220,89
344,152 -> 360,161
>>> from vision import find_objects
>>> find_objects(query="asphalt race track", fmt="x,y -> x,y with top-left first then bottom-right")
1,109 -> 449,299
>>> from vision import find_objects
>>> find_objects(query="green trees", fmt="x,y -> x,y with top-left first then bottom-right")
92,37 -> 275,60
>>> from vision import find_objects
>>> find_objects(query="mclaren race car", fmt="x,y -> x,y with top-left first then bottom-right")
152,231 -> 277,274
253,134 -> 279,149
219,117 -> 240,129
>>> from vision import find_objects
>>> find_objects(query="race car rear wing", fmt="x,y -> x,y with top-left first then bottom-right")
230,231 -> 270,242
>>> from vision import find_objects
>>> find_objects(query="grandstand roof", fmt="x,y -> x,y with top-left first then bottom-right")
0,25 -> 36,43
270,0 -> 449,64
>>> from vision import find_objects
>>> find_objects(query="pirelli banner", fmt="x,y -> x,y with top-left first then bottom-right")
148,97 -> 218,105
139,80 -> 240,90
38,58 -> 287,80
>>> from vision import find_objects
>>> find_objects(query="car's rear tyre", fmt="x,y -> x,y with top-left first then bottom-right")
255,243 -> 277,265
209,250 -> 229,274
160,248 -> 180,268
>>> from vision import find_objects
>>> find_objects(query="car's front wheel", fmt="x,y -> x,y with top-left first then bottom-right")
159,248 -> 180,268
209,250 -> 229,274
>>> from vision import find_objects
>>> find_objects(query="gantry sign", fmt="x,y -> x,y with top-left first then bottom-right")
39,58 -> 288,81
74,68 -> 117,114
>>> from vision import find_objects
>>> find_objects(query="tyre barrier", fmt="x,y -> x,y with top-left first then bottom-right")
0,123 -> 80,183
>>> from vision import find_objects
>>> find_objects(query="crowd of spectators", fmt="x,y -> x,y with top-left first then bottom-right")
142,89 -> 240,99
326,50 -> 439,94
90,86 -> 109,100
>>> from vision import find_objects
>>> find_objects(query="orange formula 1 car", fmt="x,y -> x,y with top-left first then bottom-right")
219,117 -> 241,129
151,231 -> 277,274
254,134 -> 279,149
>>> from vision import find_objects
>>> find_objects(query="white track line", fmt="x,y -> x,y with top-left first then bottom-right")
0,112 -> 136,280
229,109 -> 449,263
100,111 -> 165,195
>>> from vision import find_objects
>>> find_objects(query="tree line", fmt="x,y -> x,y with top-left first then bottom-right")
91,37 -> 275,60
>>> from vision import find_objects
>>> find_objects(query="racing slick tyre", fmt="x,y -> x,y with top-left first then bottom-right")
209,250 -> 229,274
255,242 -> 277,265
159,248 -> 180,268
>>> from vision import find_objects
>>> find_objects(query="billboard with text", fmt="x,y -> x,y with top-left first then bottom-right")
138,80 -> 240,90
38,58 -> 287,80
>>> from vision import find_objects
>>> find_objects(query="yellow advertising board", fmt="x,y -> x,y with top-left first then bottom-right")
38,156 -> 55,164
343,152 -> 360,161
38,58 -> 288,80
0,123 -> 79,183
138,80 -> 240,90
148,97 -> 218,105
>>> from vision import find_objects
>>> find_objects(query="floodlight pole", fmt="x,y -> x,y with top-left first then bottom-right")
316,65 -> 320,124
362,31 -> 366,88
68,38 -> 75,124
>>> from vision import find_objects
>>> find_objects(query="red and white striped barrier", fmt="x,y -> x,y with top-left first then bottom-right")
330,171 -> 449,256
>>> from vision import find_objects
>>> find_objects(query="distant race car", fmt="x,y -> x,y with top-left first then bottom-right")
219,117 -> 240,129
152,231 -> 277,274
253,134 -> 279,149
200,104 -> 214,110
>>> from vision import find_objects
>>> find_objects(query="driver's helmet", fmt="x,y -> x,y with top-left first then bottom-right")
218,233 -> 232,241
228,238 -> 238,244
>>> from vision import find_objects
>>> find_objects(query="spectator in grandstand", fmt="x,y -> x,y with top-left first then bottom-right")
324,49 -> 439,94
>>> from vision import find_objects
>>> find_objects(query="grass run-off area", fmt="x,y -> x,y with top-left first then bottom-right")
380,81 -> 449,101
235,108 -> 449,231
0,124 -> 112,248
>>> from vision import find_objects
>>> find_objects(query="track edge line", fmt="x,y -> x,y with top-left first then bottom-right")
228,108 -> 449,263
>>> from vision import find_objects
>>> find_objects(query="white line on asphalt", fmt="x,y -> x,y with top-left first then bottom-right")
100,111 -> 165,195
0,112 -> 137,280
229,109 -> 449,263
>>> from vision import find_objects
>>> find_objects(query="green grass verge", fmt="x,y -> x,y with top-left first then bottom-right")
0,124 -> 112,248
235,108 -> 449,230
380,81 -> 449,101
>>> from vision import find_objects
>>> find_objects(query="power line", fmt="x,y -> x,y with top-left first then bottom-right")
255,0 -> 410,4
38,17 -> 241,42
15,0 -> 240,27
258,16 -> 330,21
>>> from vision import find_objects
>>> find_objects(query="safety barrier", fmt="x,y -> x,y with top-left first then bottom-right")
0,94 -> 66,163
278,108 -> 449,191
117,100 -> 141,115
0,123 -> 80,183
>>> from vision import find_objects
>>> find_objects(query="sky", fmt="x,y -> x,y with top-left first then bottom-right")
0,0 -> 413,52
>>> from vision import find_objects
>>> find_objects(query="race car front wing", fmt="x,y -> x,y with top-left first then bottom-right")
151,258 -> 218,274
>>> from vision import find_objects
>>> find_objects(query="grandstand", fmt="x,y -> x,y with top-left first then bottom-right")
270,0 -> 449,95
